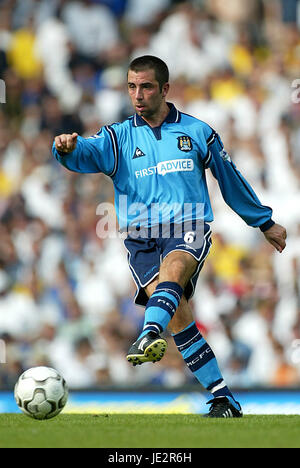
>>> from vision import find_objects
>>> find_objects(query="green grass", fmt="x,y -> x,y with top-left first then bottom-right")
1,414 -> 300,448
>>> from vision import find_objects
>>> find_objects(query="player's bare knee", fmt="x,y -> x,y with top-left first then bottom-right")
161,253 -> 197,286
166,259 -> 186,279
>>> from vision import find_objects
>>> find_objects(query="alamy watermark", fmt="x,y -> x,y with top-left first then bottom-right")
96,196 -> 206,249
0,339 -> 6,364
0,79 -> 5,104
291,79 -> 300,104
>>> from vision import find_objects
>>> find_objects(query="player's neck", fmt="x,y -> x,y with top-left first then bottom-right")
141,102 -> 170,128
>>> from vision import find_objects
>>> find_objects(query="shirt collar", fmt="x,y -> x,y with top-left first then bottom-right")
133,103 -> 181,127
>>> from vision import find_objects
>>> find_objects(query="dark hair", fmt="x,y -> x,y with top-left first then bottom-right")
128,55 -> 169,91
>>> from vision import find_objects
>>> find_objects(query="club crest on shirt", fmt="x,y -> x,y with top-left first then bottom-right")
177,135 -> 193,152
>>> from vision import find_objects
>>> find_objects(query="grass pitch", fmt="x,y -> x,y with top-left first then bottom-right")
1,414 -> 300,448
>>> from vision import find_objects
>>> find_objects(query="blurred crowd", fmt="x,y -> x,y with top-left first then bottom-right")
0,0 -> 300,390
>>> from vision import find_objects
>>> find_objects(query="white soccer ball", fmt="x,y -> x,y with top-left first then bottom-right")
14,367 -> 68,420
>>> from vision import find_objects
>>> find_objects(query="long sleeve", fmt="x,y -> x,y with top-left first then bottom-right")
52,125 -> 119,177
204,129 -> 274,231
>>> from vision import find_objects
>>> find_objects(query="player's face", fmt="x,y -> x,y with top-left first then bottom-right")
127,69 -> 169,119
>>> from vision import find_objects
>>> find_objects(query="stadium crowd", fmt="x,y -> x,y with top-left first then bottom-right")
0,0 -> 300,390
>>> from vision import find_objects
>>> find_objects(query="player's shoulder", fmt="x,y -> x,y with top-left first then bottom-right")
105,116 -> 134,135
90,117 -> 133,143
179,111 -> 214,141
109,116 -> 134,128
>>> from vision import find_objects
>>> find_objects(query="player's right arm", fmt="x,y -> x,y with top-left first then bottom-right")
52,126 -> 118,176
54,132 -> 79,153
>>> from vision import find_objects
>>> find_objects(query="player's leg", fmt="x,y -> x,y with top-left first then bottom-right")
125,224 -> 242,416
135,278 -> 242,417
126,251 -> 196,365
168,297 -> 242,417
126,222 -> 210,365
139,250 -> 198,337
124,235 -> 168,365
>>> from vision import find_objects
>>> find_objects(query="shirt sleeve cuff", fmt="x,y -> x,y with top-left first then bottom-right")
259,219 -> 275,232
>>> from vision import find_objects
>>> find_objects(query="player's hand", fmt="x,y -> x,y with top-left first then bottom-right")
263,223 -> 287,253
55,133 -> 78,153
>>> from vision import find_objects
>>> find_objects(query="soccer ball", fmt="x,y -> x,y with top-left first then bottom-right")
14,367 -> 68,420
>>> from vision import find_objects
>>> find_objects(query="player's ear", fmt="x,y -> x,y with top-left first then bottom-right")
162,82 -> 170,98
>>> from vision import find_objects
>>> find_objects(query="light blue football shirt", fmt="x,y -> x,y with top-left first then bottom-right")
52,103 -> 274,232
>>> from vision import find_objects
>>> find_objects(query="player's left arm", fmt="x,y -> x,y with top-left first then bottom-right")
262,223 -> 287,253
203,128 -> 287,252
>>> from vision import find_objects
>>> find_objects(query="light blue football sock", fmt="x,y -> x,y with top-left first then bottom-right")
173,321 -> 240,410
138,281 -> 183,339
